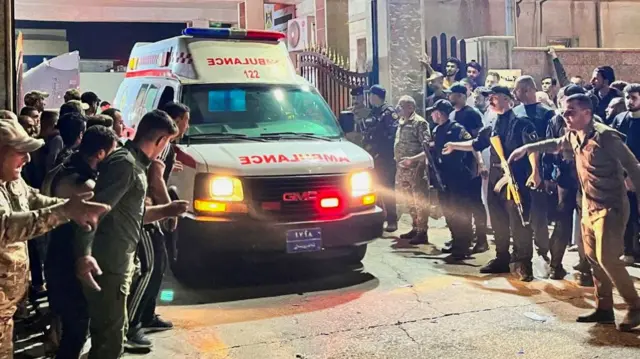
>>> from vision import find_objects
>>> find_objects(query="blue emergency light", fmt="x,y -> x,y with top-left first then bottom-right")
182,27 -> 285,42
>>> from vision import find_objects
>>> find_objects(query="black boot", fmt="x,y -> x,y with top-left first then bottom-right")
409,231 -> 428,245
576,309 -> 615,324
400,228 -> 417,240
471,237 -> 489,253
618,308 -> 640,332
517,261 -> 534,282
480,258 -> 510,274
549,266 -> 568,280
578,272 -> 594,287
384,221 -> 398,232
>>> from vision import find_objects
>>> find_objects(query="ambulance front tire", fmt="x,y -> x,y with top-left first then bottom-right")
342,245 -> 368,265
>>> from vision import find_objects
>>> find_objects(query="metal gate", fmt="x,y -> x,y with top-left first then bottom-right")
427,33 -> 467,74
297,48 -> 370,116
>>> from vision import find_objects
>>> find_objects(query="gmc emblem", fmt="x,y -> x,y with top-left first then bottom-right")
282,191 -> 318,202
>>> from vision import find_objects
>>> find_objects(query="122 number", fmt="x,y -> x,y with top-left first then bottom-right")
244,70 -> 260,79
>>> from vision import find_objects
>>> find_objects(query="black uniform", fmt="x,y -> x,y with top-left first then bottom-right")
43,153 -> 95,358
611,111 -> 640,259
451,105 -> 488,245
433,119 -> 475,255
472,109 -> 538,274
545,114 -> 582,272
363,103 -> 399,224
514,103 -> 555,258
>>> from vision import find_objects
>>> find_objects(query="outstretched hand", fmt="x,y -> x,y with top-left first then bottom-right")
508,148 -> 527,164
63,192 -> 110,232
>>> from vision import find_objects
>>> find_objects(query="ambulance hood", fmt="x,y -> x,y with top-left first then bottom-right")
185,140 -> 373,176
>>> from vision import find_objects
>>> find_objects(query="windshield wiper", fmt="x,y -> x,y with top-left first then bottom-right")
184,133 -> 267,142
259,132 -> 333,141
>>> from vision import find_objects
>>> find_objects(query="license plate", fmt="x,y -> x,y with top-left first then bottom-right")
286,228 -> 322,253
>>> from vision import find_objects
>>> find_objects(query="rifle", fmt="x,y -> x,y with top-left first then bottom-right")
423,142 -> 445,192
489,135 -> 528,227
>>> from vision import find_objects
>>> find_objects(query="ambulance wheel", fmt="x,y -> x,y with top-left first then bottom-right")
343,245 -> 368,265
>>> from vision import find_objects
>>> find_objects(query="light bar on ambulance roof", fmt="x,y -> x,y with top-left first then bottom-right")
182,28 -> 286,42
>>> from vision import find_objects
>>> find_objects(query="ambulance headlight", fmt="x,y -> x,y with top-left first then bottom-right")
350,171 -> 373,197
209,176 -> 244,201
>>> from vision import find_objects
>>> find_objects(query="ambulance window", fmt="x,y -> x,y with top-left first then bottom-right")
158,87 -> 175,108
134,84 -> 149,109
181,84 -> 342,139
144,85 -> 159,111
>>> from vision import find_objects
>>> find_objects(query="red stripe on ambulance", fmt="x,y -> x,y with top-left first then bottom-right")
239,154 -> 350,165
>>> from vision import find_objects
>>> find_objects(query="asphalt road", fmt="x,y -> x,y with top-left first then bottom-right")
140,216 -> 640,359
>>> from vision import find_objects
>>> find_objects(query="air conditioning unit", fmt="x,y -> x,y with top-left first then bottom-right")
287,17 -> 315,52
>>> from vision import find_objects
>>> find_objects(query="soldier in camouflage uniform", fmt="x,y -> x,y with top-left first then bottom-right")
362,85 -> 399,232
344,87 -> 371,147
0,113 -> 109,359
394,96 -> 431,244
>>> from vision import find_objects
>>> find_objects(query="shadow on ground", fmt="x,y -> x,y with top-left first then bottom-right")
161,260 -> 379,305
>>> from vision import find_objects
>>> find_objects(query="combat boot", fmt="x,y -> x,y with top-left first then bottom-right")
576,309 -> 615,324
409,230 -> 428,245
578,272 -> 594,287
384,221 -> 398,232
471,237 -> 489,253
399,228 -> 417,240
480,258 -> 510,274
549,266 -> 568,280
618,308 -> 640,332
516,261 -> 534,282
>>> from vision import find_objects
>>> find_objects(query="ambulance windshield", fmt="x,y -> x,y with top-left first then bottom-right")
181,84 -> 343,140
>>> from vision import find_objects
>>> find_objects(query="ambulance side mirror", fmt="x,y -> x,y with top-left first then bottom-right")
338,111 -> 355,134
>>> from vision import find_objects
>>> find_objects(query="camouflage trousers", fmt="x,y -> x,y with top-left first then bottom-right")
0,282 -> 27,359
395,164 -> 430,231
0,316 -> 13,359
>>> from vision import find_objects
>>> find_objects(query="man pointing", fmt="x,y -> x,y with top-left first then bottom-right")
0,112 -> 109,358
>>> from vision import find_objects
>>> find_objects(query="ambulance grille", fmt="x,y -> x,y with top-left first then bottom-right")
246,174 -> 349,221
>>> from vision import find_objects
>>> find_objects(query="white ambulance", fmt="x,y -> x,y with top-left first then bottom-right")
114,28 -> 383,279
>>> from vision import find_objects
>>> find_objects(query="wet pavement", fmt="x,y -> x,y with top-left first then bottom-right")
147,216 -> 640,359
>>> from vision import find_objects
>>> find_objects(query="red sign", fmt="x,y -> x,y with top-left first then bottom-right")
206,57 -> 280,66
239,154 -> 350,165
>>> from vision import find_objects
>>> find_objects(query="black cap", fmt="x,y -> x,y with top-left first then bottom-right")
480,85 -> 513,98
563,84 -> 586,97
426,99 -> 454,115
448,83 -> 468,95
369,85 -> 386,99
350,87 -> 364,96
81,91 -> 100,105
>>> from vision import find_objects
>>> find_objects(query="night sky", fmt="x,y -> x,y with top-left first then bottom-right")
17,20 -> 186,62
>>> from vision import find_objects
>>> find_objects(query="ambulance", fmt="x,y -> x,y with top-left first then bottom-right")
114,27 -> 383,280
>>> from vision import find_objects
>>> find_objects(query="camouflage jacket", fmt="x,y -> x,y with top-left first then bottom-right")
394,112 -> 431,161
0,178 -> 67,316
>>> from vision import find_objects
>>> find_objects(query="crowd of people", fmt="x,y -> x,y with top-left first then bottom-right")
351,47 -> 640,332
0,88 -> 192,358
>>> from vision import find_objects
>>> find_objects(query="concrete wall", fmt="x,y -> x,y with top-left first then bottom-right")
516,0 -> 640,48
423,0 -> 504,44
326,0 -> 350,58
296,0 -> 316,17
348,0 -> 368,71
512,48 -> 640,85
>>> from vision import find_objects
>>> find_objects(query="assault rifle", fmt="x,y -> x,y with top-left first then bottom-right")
490,135 -> 528,227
